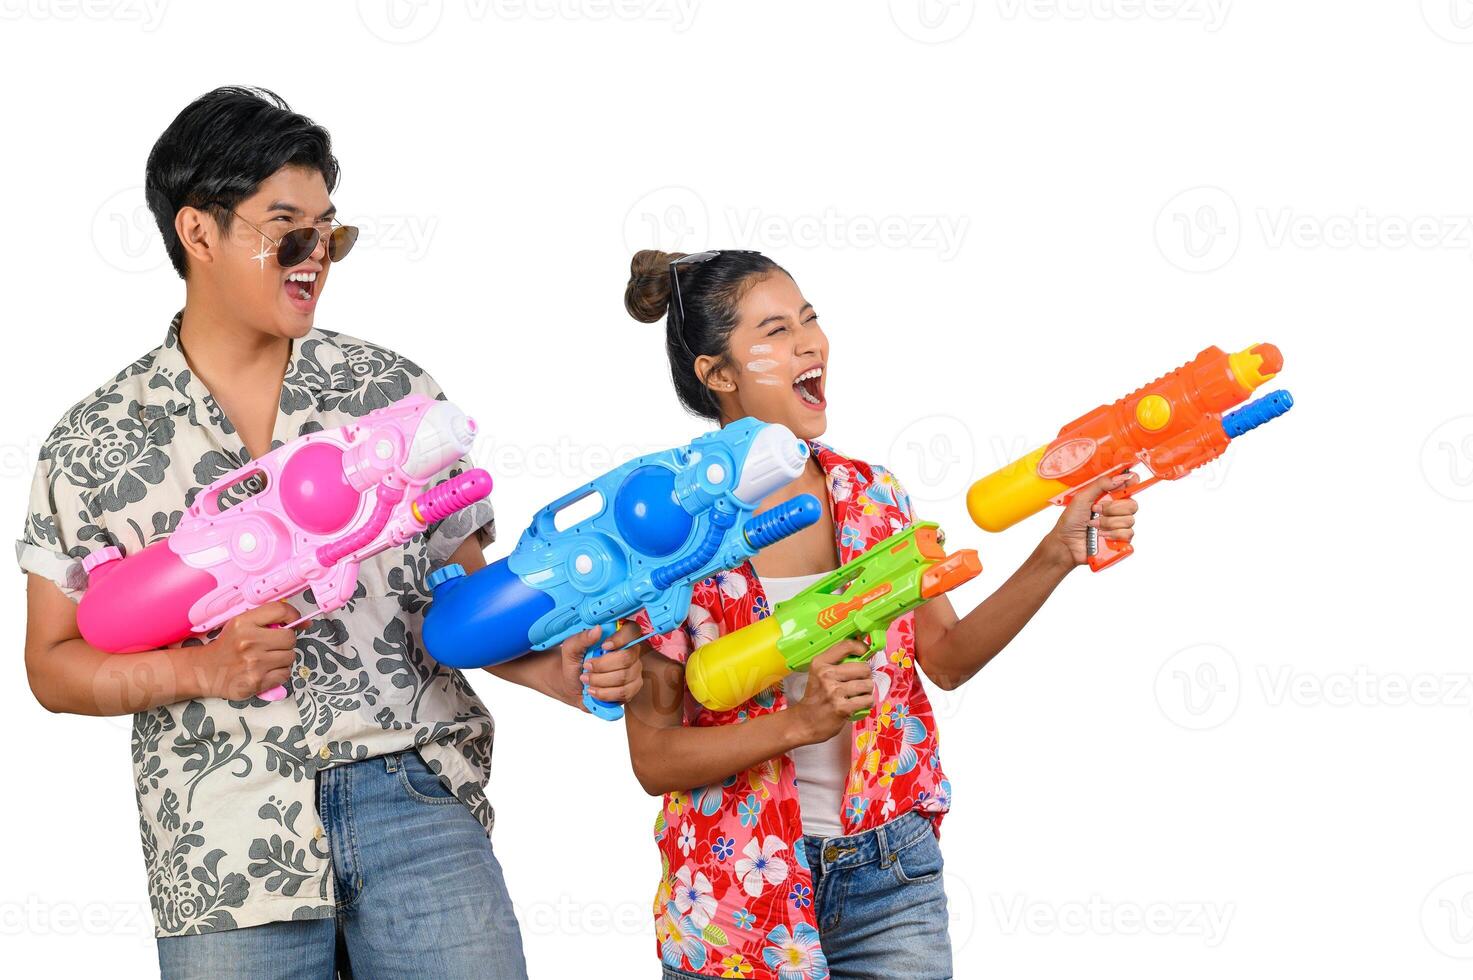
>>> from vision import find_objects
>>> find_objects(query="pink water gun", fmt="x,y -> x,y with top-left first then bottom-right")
77,394 -> 492,701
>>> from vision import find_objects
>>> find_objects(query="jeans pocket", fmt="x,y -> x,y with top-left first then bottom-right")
396,752 -> 461,806
891,828 -> 945,885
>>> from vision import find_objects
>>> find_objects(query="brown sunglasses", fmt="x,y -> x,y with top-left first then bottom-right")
227,209 -> 360,268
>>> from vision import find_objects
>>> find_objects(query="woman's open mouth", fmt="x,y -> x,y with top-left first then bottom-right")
793,366 -> 826,411
284,269 -> 319,313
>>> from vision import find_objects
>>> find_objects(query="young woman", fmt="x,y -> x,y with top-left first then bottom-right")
622,249 -> 1139,980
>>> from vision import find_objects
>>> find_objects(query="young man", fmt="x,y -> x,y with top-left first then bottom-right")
19,86 -> 643,978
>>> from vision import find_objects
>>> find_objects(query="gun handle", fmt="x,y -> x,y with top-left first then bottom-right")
1080,471 -> 1158,573
843,627 -> 889,722
1086,491 -> 1133,571
581,622 -> 625,721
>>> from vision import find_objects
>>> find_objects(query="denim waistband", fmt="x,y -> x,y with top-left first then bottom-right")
802,810 -> 935,875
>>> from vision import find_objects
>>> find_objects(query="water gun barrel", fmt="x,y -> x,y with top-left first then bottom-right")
742,495 -> 823,549
76,543 -> 218,654
684,617 -> 786,713
1222,389 -> 1294,438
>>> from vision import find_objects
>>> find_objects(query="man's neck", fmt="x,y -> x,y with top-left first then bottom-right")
177,285 -> 294,457
178,298 -> 290,385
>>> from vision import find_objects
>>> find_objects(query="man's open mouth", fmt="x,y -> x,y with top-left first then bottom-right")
794,366 -> 826,409
284,269 -> 318,305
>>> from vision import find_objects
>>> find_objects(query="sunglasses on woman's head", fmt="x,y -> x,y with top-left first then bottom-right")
227,209 -> 360,268
668,249 -> 759,323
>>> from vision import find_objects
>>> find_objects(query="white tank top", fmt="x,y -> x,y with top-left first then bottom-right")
758,571 -> 851,840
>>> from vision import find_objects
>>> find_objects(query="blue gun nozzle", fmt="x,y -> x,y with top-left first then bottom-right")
743,494 -> 823,550
1222,390 -> 1294,439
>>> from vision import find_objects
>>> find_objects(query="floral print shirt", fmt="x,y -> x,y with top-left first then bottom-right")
16,314 -> 498,938
640,443 -> 952,980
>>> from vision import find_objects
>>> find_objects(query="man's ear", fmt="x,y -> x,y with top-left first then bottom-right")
174,206 -> 216,273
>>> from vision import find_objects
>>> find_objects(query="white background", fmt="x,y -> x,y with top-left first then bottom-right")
1,1 -> 1470,977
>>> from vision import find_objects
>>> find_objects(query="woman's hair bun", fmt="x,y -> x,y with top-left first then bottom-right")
625,249 -> 685,323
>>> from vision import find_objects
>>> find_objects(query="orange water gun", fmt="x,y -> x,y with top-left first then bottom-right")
966,343 -> 1293,570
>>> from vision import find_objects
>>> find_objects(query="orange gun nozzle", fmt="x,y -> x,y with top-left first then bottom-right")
920,550 -> 983,598
911,525 -> 946,560
1251,343 -> 1283,376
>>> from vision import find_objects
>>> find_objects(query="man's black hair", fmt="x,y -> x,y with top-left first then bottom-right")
145,86 -> 340,278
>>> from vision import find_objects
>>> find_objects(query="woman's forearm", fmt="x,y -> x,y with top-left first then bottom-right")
917,535 -> 1074,690
628,706 -> 815,796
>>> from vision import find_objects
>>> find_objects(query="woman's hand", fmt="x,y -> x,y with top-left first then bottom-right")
1050,471 -> 1141,568
557,622 -> 646,711
792,640 -> 875,743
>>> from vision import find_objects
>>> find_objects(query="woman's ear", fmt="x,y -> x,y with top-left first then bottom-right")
695,353 -> 738,396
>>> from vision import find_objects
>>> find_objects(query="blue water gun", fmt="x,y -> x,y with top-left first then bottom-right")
423,418 -> 822,720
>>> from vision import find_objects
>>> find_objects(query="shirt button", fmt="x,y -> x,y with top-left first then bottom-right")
314,828 -> 324,841
298,666 -> 310,679
318,746 -> 331,760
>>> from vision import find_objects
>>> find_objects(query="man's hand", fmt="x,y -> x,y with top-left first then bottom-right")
556,622 -> 646,711
193,602 -> 300,701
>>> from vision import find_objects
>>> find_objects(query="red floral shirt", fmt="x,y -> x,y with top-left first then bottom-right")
638,443 -> 952,980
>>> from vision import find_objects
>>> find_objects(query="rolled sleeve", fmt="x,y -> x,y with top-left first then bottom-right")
16,454 -> 93,600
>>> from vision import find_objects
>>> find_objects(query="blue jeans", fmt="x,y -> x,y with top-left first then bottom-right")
661,810 -> 953,980
157,750 -> 527,980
